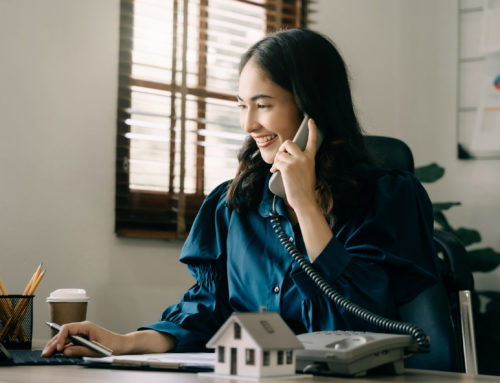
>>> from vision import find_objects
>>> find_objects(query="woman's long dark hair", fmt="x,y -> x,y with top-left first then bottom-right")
227,28 -> 372,225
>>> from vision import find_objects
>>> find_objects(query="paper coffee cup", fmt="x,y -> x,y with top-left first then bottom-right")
47,289 -> 89,336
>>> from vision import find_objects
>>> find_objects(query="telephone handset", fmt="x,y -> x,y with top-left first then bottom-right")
268,115 -> 324,198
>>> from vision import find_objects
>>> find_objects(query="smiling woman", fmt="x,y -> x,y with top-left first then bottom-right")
43,27 -> 442,360
114,0 -> 311,239
237,60 -> 302,164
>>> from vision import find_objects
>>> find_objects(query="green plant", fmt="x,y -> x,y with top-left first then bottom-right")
415,163 -> 500,272
415,162 -> 500,375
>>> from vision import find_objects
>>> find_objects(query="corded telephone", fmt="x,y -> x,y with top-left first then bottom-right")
268,115 -> 428,376
295,331 -> 417,376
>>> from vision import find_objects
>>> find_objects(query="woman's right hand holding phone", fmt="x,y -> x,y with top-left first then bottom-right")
271,119 -> 333,262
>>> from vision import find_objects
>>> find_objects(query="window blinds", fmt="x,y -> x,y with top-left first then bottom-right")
115,0 -> 310,239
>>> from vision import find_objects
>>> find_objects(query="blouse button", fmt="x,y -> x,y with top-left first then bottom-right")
289,236 -> 294,243
273,286 -> 280,294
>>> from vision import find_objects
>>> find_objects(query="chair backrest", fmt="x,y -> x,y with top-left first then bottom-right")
363,135 -> 475,372
363,135 -> 415,173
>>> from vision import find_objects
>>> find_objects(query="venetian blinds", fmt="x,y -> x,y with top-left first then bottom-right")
115,0 -> 310,239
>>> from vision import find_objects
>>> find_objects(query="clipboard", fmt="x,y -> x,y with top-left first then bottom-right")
82,352 -> 215,372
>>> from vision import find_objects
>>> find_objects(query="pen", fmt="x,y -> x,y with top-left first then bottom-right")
45,322 -> 113,357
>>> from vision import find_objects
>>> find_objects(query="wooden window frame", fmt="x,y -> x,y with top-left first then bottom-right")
115,0 -> 309,239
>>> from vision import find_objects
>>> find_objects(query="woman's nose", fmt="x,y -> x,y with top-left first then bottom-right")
242,111 -> 258,133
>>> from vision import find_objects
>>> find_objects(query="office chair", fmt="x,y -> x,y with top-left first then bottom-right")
363,135 -> 478,374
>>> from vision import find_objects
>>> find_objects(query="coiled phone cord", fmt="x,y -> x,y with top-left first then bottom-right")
269,196 -> 430,353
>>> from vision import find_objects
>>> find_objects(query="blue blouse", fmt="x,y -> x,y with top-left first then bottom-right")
142,167 -> 440,352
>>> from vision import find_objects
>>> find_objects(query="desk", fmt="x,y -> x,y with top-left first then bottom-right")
1,366 -> 499,383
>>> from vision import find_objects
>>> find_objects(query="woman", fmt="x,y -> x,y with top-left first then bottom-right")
43,28 -> 440,357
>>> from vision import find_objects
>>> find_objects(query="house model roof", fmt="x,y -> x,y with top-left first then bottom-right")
206,312 -> 304,350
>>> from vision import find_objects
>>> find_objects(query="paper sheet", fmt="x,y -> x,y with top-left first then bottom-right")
84,352 -> 215,369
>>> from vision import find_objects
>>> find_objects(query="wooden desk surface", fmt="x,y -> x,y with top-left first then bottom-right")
1,366 -> 499,383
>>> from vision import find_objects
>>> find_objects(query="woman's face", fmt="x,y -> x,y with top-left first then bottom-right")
237,59 -> 302,164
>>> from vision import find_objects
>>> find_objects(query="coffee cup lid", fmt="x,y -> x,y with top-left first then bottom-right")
46,289 -> 89,302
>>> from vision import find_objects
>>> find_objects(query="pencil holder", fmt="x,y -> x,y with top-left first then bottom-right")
0,295 -> 34,350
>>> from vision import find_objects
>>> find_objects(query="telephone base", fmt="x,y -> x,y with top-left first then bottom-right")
295,331 -> 415,377
297,351 -> 406,377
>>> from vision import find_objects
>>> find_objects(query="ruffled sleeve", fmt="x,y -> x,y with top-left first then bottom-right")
139,181 -> 233,352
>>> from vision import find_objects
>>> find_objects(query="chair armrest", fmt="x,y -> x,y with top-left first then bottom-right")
433,229 -> 474,292
458,290 -> 478,374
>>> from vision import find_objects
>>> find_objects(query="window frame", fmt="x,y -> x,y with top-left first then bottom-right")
234,322 -> 241,339
245,348 -> 255,365
115,0 -> 309,239
218,345 -> 225,363
277,350 -> 284,365
262,350 -> 270,366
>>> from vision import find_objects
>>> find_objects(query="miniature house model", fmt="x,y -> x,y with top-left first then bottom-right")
206,312 -> 304,378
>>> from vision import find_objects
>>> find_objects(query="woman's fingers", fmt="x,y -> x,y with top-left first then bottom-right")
304,118 -> 318,156
62,344 -> 103,358
41,335 -> 59,357
42,321 -> 102,357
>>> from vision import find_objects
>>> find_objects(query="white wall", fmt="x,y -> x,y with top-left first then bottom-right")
0,0 -> 191,346
313,0 -> 500,294
1,0 -> 499,347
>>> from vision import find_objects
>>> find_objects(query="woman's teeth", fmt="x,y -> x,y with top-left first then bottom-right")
255,135 -> 276,144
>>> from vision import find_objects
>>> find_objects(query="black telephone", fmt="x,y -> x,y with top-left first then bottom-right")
267,116 -> 429,376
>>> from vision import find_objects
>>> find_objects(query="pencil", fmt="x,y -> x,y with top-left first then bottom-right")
12,270 -> 46,339
0,278 -> 7,295
22,264 -> 42,296
0,278 -> 11,327
0,265 -> 45,342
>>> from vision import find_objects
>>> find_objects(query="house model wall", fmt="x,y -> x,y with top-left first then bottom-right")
206,312 -> 304,378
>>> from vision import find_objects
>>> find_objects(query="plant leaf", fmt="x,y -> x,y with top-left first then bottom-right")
415,163 -> 445,183
432,202 -> 461,213
454,227 -> 481,247
468,248 -> 500,272
433,211 -> 455,232
476,291 -> 500,312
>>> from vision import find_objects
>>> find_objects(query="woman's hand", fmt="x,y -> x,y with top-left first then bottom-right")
270,118 -> 319,211
41,321 -> 176,358
41,321 -> 126,357
270,118 -> 333,262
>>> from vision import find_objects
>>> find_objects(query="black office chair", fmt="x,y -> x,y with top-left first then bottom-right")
363,135 -> 478,374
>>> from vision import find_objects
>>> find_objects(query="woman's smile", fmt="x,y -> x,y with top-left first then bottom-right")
253,134 -> 278,148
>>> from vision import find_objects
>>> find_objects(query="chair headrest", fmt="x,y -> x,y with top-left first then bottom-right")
363,136 -> 415,173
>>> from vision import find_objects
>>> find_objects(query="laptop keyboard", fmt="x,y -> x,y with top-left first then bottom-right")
6,350 -> 83,365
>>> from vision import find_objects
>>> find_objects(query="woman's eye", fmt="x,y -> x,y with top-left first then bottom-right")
236,103 -> 246,109
257,104 -> 270,109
